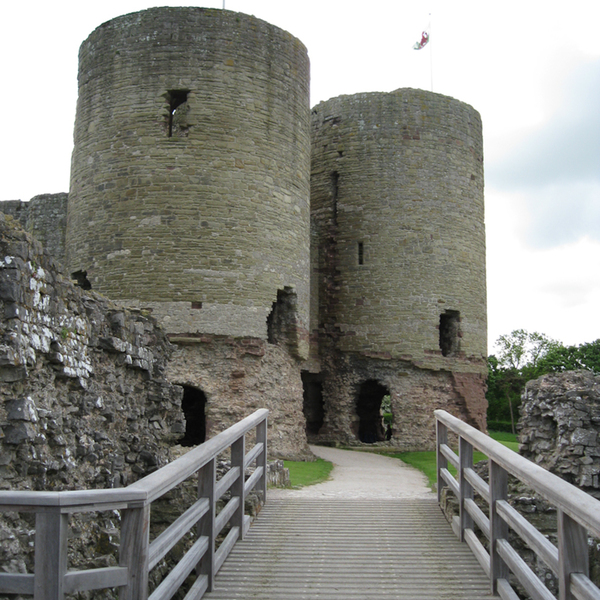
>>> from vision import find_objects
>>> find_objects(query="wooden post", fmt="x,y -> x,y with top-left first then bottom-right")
459,436 -> 474,542
198,458 -> 216,591
489,460 -> 509,596
119,504 -> 150,600
257,417 -> 268,503
558,509 -> 589,600
231,435 -> 246,539
34,508 -> 68,600
436,419 -> 448,504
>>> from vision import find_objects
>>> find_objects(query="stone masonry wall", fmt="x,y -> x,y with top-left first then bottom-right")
0,213 -> 189,580
167,336 -> 311,460
0,194 -> 68,266
519,370 -> 600,499
67,8 -> 311,349
312,355 -> 486,449
0,213 -> 183,493
310,89 -> 487,373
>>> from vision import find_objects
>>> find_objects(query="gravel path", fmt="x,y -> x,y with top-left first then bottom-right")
269,445 -> 434,500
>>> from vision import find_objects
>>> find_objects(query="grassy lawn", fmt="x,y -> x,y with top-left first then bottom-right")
392,431 -> 519,489
283,457 -> 334,488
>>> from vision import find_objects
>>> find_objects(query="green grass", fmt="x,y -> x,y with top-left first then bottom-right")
283,458 -> 334,488
390,431 -> 519,489
488,430 -> 517,443
389,451 -> 438,487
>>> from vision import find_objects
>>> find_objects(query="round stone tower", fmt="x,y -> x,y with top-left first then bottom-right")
308,89 -> 487,446
67,7 -> 310,348
67,7 -> 312,458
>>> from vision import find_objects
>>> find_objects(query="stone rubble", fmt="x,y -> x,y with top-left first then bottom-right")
519,370 -> 600,498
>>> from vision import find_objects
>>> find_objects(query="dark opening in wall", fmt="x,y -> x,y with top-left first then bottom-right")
71,270 -> 91,290
331,171 -> 339,226
358,242 -> 364,265
356,380 -> 389,443
301,371 -> 324,436
439,310 -> 461,357
179,385 -> 207,446
165,89 -> 189,137
266,286 -> 298,346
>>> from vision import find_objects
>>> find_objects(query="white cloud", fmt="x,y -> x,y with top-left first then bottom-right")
487,187 -> 600,349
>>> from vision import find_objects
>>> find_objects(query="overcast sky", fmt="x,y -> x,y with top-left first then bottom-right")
1,0 -> 599,353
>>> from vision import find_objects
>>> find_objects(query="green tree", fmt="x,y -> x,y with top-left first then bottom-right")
495,329 -> 560,372
537,339 -> 600,374
487,333 -> 600,432
487,329 -> 561,433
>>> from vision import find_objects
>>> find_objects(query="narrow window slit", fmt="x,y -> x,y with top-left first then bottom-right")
166,89 -> 189,137
331,171 -> 339,226
358,242 -> 364,265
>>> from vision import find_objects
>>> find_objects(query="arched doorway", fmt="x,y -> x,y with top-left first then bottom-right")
179,385 -> 207,446
301,371 -> 324,437
356,380 -> 389,443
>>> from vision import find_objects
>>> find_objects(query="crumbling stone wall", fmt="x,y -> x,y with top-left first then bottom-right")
519,370 -> 600,499
0,212 -> 188,581
0,213 -> 183,493
0,193 -> 67,266
167,336 -> 311,460
310,355 -> 486,450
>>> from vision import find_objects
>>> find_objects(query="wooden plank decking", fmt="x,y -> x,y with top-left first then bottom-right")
204,497 -> 493,599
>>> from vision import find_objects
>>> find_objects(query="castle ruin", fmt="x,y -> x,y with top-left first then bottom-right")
2,7 -> 488,456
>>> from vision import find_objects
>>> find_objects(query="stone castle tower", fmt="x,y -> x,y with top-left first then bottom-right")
2,7 -> 487,455
308,91 -> 487,445
68,7 -> 310,350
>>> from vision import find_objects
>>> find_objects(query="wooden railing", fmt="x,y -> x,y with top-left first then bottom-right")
0,408 -> 268,600
435,409 -> 600,600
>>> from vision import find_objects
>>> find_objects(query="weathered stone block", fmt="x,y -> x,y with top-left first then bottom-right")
7,397 -> 37,422
520,371 -> 600,496
3,423 -> 36,445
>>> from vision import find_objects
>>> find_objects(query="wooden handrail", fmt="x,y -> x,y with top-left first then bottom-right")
0,488 -> 145,510
0,408 -> 269,600
128,409 -> 268,504
436,410 -> 600,537
435,409 -> 600,600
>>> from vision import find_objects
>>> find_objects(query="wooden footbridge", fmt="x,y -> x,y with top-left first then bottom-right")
1,409 -> 600,600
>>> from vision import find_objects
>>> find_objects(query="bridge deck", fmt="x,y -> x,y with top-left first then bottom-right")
205,497 -> 492,599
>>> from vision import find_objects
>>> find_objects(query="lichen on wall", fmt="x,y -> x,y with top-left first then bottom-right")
0,213 -> 184,493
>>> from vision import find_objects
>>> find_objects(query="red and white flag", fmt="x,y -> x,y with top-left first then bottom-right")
413,30 -> 429,50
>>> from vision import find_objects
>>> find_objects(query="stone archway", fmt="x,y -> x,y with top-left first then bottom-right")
356,379 -> 389,443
